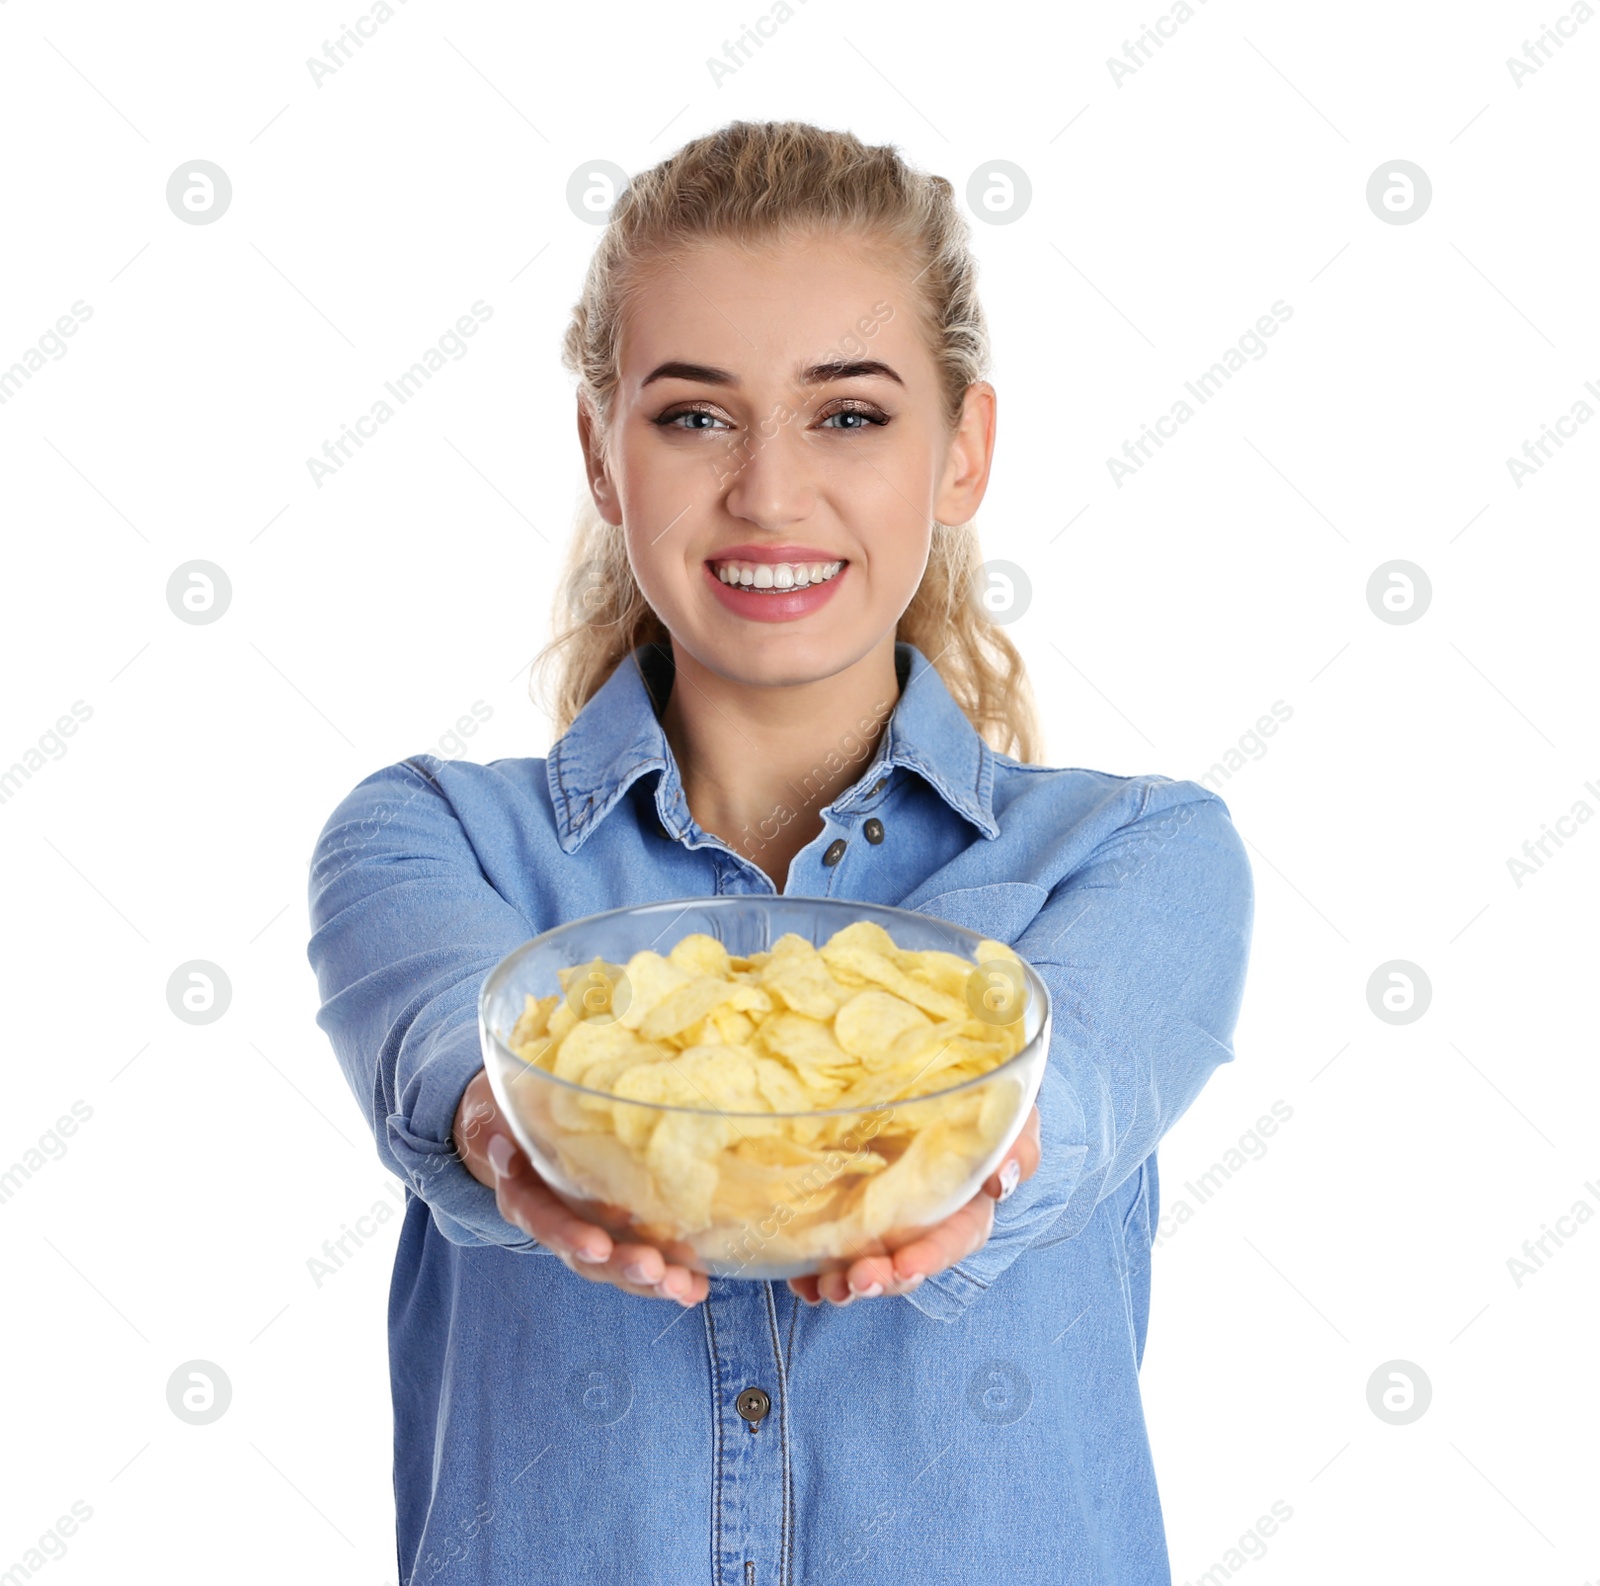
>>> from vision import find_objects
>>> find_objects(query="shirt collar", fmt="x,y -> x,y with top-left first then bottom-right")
546,639 -> 999,854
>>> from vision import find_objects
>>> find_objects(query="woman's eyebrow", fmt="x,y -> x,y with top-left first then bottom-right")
641,358 -> 904,388
805,359 -> 903,387
641,360 -> 735,388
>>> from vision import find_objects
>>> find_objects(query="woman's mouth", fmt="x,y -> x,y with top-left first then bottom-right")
702,556 -> 850,623
708,557 -> 846,592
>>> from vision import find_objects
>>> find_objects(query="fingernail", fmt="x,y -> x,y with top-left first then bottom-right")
573,1247 -> 607,1265
901,1272 -> 926,1291
623,1261 -> 653,1283
996,1157 -> 1021,1201
486,1135 -> 515,1179
850,1280 -> 884,1299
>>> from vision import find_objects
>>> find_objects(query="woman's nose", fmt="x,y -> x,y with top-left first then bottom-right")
718,416 -> 817,530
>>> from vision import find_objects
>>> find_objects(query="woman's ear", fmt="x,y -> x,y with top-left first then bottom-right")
934,380 -> 997,527
577,396 -> 624,526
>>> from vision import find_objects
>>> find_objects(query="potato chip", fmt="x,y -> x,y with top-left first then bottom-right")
554,1129 -> 675,1227
689,1047 -> 767,1108
758,1010 -> 852,1070
821,941 -> 969,1022
614,950 -> 694,1032
647,1110 -> 732,1229
900,949 -> 980,998
859,1117 -> 975,1230
510,1031 -> 559,1072
830,1018 -> 971,1105
752,1054 -> 815,1114
687,1006 -> 757,1048
833,989 -> 934,1067
818,920 -> 903,958
549,1049 -> 643,1133
550,1018 -> 650,1085
545,997 -> 579,1046
557,957 -> 630,1023
639,975 -> 773,1042
607,1057 -> 706,1149
761,950 -> 854,1020
510,992 -> 559,1048
668,931 -> 732,980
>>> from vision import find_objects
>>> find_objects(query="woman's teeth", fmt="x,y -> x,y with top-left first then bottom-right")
712,559 -> 844,591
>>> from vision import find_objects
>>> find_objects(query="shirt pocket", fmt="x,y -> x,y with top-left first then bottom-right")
901,881 -> 1050,945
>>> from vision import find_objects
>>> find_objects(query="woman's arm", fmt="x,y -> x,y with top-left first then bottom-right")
904,779 -> 1255,1323
306,756 -> 553,1252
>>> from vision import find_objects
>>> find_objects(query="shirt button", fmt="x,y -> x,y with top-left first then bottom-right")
735,1387 -> 771,1428
870,778 -> 887,795
822,838 -> 847,866
863,817 -> 884,844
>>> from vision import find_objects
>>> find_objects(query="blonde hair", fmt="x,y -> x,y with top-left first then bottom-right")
532,119 -> 1043,764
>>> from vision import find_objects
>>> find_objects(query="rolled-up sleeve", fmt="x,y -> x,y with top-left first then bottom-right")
306,756 -> 553,1253
906,780 -> 1254,1322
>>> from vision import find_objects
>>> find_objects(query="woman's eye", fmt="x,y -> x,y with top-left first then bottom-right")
818,406 -> 887,431
657,407 -> 730,432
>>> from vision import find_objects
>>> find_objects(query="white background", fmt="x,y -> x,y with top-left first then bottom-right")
1,0 -> 1596,1581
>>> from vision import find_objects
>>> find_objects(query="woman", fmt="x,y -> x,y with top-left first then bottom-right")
308,119 -> 1253,1586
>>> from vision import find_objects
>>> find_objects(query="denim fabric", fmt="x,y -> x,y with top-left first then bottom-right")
306,640 -> 1254,1586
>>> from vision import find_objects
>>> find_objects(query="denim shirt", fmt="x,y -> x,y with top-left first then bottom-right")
306,640 -> 1253,1586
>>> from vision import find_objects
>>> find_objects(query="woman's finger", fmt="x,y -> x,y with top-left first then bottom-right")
560,1242 -> 709,1306
493,1148 -> 706,1306
598,1240 -> 704,1306
793,1194 -> 995,1307
886,1193 -> 994,1283
454,1068 -> 705,1304
487,1134 -> 615,1264
981,1104 -> 1041,1200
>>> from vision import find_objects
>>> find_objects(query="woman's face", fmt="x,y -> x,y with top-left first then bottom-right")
582,230 -> 994,687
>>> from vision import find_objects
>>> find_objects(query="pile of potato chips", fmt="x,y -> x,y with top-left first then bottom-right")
500,919 -> 1033,1267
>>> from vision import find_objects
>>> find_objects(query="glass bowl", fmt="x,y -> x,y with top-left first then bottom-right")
478,894 -> 1051,1280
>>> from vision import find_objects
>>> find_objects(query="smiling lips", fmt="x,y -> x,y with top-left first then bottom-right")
702,550 -> 849,622
710,557 -> 845,591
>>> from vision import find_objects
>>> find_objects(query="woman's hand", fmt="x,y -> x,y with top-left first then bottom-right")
452,1068 -> 709,1309
452,1075 -> 1038,1311
786,1103 -> 1042,1308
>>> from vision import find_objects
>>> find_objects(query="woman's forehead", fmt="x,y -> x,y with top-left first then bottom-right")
616,236 -> 924,380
